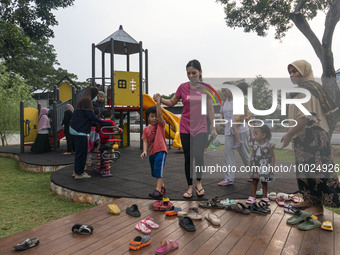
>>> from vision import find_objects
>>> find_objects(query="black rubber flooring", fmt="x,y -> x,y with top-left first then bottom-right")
0,142 -> 299,201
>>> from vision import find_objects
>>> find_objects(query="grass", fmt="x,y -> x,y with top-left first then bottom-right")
0,157 -> 95,239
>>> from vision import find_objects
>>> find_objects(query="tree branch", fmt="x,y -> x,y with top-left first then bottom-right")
294,0 -> 308,13
289,12 -> 322,60
322,0 -> 340,48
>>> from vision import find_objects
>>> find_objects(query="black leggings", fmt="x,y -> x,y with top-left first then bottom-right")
180,132 -> 207,186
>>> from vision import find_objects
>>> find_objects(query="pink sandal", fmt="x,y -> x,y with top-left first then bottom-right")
135,221 -> 151,234
143,218 -> 159,229
276,196 -> 286,207
246,196 -> 256,204
155,240 -> 179,255
290,195 -> 303,203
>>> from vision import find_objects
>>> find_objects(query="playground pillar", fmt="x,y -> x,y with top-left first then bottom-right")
20,101 -> 24,153
139,41 -> 143,149
92,43 -> 95,86
110,38 -> 115,121
52,101 -> 58,151
145,49 -> 148,95
101,51 -> 105,92
127,54 -> 130,72
71,86 -> 76,107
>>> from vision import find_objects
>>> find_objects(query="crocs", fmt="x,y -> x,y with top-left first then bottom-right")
72,224 -> 93,235
246,196 -> 256,204
108,204 -> 120,215
298,216 -> 322,231
286,210 -> 313,225
129,236 -> 151,250
165,206 -> 182,216
321,220 -> 333,231
126,204 -> 141,217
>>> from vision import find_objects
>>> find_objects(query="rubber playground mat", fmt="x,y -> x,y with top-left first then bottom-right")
1,142 -> 298,200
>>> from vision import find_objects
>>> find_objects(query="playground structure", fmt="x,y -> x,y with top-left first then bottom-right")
20,25 -> 182,154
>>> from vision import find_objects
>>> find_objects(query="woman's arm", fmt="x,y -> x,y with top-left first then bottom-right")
154,93 -> 180,107
281,117 -> 308,148
84,110 -> 111,126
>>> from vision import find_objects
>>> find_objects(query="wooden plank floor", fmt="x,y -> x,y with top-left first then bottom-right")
0,198 -> 338,255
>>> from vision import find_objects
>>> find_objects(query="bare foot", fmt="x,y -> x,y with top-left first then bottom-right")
295,201 -> 312,209
306,204 -> 324,216
63,152 -> 71,155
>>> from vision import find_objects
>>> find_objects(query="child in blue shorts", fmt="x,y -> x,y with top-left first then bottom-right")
141,95 -> 167,199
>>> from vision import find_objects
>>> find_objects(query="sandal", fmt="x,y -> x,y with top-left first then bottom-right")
135,221 -> 151,234
183,192 -> 193,199
129,236 -> 151,250
290,195 -> 303,203
178,208 -> 202,220
246,196 -> 256,204
277,192 -> 290,201
321,221 -> 333,231
258,201 -> 271,214
13,237 -> 39,251
260,197 -> 270,205
155,240 -> 179,255
143,218 -> 159,229
205,213 -> 221,226
276,196 -> 286,207
268,192 -> 277,201
196,188 -> 205,197
74,172 -> 91,179
72,224 -> 93,234
248,203 -> 269,215
220,198 -> 235,206
218,180 -> 233,186
199,197 -> 225,209
226,202 -> 251,215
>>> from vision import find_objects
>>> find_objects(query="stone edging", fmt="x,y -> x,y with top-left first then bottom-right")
0,152 -> 70,173
50,182 -> 116,205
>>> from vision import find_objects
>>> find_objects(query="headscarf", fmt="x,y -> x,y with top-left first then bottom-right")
65,104 -> 74,112
37,108 -> 51,131
75,86 -> 98,110
288,60 -> 340,134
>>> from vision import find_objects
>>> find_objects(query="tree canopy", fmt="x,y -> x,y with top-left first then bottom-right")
0,0 -> 77,91
216,0 -> 340,133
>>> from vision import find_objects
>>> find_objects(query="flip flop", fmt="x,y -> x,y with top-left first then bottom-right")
205,213 -> 221,226
135,222 -> 151,234
276,197 -> 286,207
321,221 -> 333,231
74,173 -> 91,179
72,224 -> 93,234
284,206 -> 297,214
155,240 -> 179,255
290,195 -> 303,203
13,238 -> 40,251
277,193 -> 290,201
286,210 -> 313,225
178,208 -> 202,220
143,218 -> 159,229
108,204 -> 120,215
183,192 -> 193,199
298,216 -> 322,231
226,202 -> 251,215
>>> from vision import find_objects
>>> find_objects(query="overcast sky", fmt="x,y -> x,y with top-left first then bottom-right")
50,0 -> 340,96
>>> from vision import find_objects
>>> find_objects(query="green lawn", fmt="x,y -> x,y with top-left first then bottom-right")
0,157 -> 95,239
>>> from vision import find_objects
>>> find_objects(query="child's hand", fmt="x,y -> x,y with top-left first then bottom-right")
141,151 -> 147,159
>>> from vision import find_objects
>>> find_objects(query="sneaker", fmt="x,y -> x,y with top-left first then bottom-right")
149,190 -> 163,199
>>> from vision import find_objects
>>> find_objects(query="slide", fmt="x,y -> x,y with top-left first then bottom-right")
143,94 -> 182,148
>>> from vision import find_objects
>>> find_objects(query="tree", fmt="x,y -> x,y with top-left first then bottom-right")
216,0 -> 340,134
0,62 -> 34,146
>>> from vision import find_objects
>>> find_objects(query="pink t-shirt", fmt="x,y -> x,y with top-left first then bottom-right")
142,122 -> 167,156
175,82 -> 208,136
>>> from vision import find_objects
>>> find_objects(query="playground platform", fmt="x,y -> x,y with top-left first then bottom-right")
0,197 -> 338,255
0,142 -> 299,202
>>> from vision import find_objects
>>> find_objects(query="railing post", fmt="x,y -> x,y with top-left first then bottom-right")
20,101 -> 24,153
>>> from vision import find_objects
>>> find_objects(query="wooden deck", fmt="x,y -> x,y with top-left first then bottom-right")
0,198 -> 339,255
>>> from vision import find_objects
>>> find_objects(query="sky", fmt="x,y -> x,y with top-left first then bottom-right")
50,0 -> 340,96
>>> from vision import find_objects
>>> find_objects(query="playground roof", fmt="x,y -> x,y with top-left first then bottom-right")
96,25 -> 140,55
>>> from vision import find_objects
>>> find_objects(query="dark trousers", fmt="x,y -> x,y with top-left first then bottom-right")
74,135 -> 88,175
180,132 -> 207,186
65,133 -> 75,153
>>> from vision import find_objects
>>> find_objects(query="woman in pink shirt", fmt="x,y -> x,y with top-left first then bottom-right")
154,60 -> 217,198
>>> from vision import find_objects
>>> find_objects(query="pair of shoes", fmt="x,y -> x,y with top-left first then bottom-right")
218,180 -> 233,186
246,196 -> 256,204
126,204 -> 141,217
178,207 -> 202,220
155,240 -> 179,255
74,173 -> 91,179
179,217 -> 196,232
226,202 -> 251,215
108,204 -> 120,215
286,210 -> 313,225
298,216 -> 322,231
183,192 -> 193,199
248,203 -> 270,214
135,218 -> 159,234
149,190 -> 163,199
196,187 -> 205,197
165,206 -> 182,216
72,224 -> 94,234
13,238 -> 39,251
129,236 -> 151,250
205,213 -> 221,226
199,197 -> 225,209
232,141 -> 243,149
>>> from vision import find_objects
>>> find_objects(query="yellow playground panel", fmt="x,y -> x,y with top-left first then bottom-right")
114,71 -> 140,107
59,81 -> 72,103
23,108 -> 39,143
